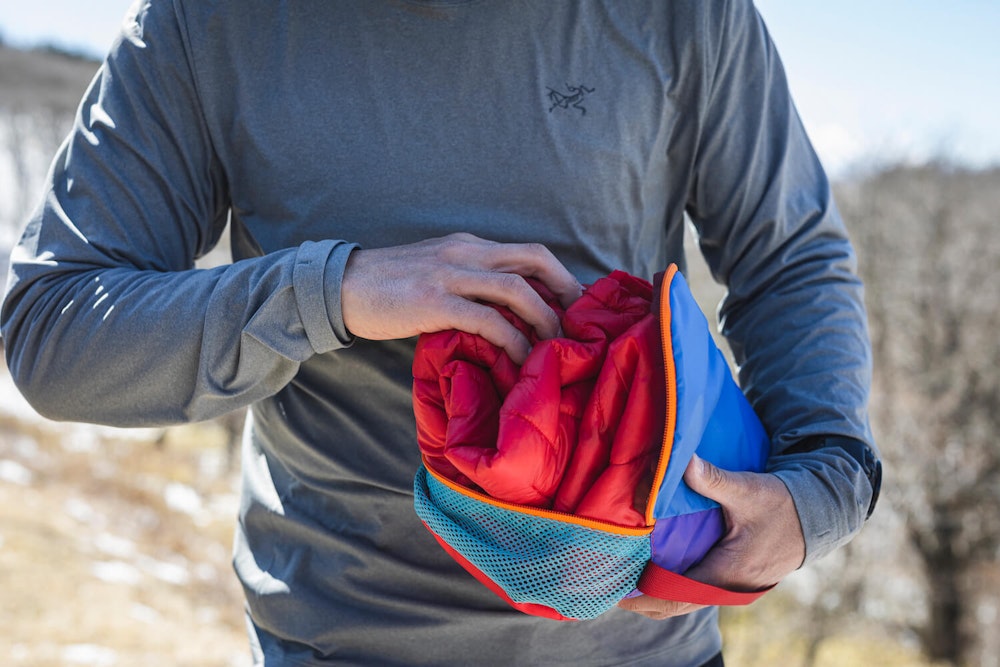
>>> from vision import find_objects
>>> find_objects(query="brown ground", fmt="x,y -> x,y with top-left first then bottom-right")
0,373 -> 250,666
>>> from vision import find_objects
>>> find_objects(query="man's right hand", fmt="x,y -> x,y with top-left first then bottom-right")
340,233 -> 583,364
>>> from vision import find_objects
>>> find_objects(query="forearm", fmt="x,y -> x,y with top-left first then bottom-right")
686,0 -> 879,560
714,202 -> 877,560
2,238 -> 356,426
715,179 -> 878,563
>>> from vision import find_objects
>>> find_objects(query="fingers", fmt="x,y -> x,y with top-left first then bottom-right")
440,234 -> 582,342
616,594 -> 705,620
616,457 -> 803,622
437,234 -> 583,308
443,296 -> 533,364
474,240 -> 584,309
453,270 -> 563,340
340,233 -> 582,363
684,454 -> 744,503
682,454 -> 806,588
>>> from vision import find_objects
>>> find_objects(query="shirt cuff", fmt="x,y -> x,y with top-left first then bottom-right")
292,239 -> 359,354
769,446 -> 876,565
323,240 -> 360,347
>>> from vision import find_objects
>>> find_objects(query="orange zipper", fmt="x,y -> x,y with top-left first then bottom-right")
644,264 -> 678,526
423,457 -> 654,537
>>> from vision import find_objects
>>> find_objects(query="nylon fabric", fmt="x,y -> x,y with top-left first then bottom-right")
650,273 -> 770,520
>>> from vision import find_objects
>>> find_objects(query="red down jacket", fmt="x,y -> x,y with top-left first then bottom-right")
412,270 -> 664,527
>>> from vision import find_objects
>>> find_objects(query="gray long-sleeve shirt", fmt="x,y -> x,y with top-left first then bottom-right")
2,1 -> 876,664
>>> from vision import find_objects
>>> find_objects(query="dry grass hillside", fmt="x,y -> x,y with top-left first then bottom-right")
0,395 -> 249,665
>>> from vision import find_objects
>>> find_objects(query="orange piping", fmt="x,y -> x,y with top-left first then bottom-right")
423,457 -> 654,537
645,264 -> 678,526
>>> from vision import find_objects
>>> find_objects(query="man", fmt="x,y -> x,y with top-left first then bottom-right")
1,1 -> 880,665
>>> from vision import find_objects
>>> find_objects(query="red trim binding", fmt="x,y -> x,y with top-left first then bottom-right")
637,562 -> 772,606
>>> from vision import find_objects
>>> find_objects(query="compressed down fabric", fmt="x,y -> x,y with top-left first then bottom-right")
411,267 -> 771,621
413,270 -> 662,527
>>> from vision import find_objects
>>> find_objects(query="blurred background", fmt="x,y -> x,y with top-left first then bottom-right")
1,2 -> 998,665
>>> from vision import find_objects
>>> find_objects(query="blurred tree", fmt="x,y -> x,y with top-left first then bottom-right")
838,164 -> 1000,666
1,44 -> 100,299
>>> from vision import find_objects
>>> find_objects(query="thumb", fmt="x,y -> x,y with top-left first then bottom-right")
684,453 -> 739,504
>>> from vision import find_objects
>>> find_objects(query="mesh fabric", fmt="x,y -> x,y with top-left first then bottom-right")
414,466 -> 651,620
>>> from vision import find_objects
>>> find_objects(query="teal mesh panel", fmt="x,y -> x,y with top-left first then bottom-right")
413,466 -> 651,620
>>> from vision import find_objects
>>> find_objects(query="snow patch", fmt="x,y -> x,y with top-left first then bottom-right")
90,560 -> 141,586
94,532 -> 137,559
164,482 -> 203,515
138,555 -> 191,586
62,644 -> 118,666
0,459 -> 33,485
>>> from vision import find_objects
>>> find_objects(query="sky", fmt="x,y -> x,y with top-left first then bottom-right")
1,0 -> 998,178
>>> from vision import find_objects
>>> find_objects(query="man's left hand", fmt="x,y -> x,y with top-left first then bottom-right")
617,454 -> 805,620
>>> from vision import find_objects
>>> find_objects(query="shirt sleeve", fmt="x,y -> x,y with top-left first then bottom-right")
0,1 -> 357,427
685,0 -> 879,562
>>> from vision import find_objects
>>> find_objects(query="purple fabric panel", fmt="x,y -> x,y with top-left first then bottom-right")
649,509 -> 724,573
